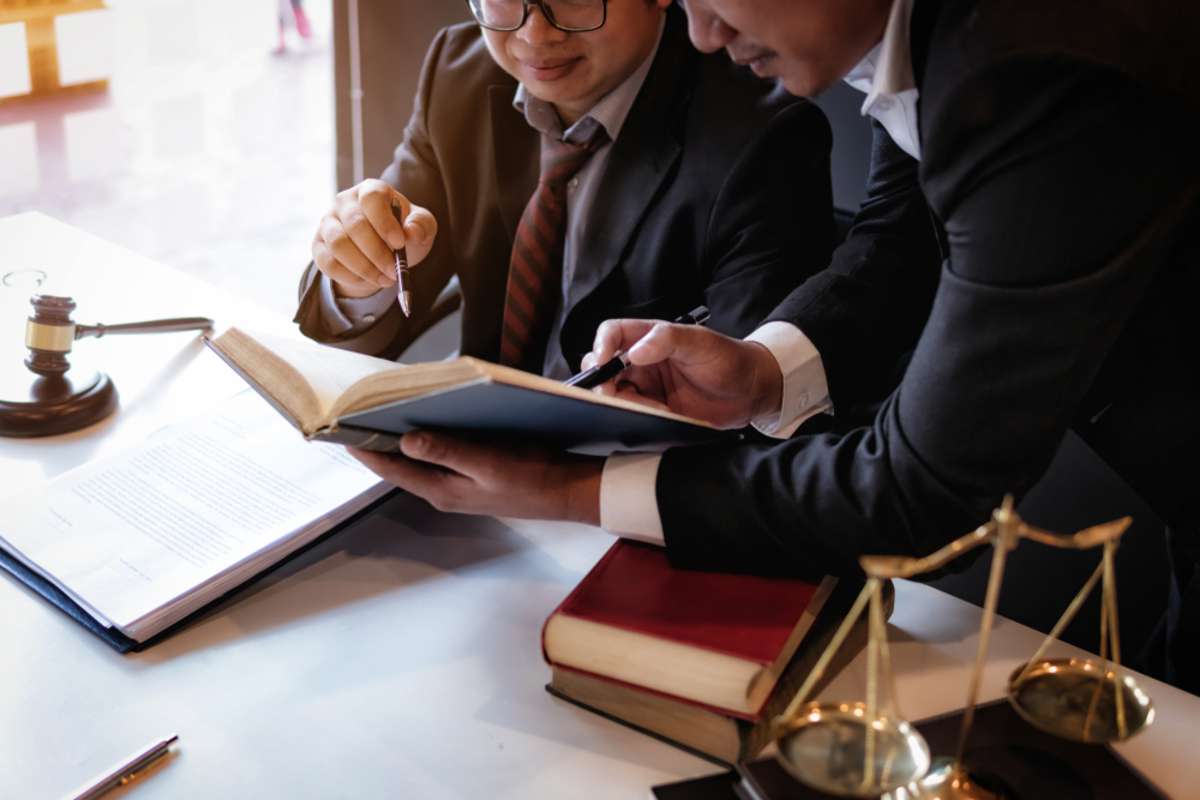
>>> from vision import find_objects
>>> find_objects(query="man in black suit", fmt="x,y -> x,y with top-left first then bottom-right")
295,0 -> 833,377
347,0 -> 1200,691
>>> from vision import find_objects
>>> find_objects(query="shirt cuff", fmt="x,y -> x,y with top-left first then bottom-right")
317,273 -> 394,336
599,453 -> 665,546
745,321 -> 832,439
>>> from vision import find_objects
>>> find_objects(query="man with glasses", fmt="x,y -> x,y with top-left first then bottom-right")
295,0 -> 834,379
345,0 -> 1199,693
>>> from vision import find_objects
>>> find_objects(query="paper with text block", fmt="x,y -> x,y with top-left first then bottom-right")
0,391 -> 388,641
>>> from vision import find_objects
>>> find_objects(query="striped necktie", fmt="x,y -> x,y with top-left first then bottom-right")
500,121 -> 609,371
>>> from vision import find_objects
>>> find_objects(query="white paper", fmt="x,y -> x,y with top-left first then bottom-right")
0,391 -> 387,638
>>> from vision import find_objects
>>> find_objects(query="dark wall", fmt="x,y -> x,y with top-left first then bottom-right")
333,1 -> 469,189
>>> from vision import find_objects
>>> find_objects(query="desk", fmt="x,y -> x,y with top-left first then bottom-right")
1,214 -> 1196,799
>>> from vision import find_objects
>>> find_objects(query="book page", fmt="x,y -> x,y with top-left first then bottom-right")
0,391 -> 386,636
212,328 -> 411,431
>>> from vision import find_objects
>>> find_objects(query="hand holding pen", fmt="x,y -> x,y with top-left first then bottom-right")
309,179 -> 437,304
565,306 -> 710,389
574,310 -> 785,430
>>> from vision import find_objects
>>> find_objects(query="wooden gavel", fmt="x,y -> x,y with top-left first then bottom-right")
23,294 -> 213,376
0,294 -> 214,437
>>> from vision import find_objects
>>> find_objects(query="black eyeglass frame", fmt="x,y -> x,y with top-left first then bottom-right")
465,0 -> 609,33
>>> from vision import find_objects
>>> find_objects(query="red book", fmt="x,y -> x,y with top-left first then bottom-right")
542,539 -> 834,720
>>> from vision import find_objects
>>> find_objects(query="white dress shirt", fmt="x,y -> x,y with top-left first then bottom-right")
599,0 -> 920,542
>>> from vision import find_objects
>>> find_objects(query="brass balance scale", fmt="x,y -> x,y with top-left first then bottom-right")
768,496 -> 1154,799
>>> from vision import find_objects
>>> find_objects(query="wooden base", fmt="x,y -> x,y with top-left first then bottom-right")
0,367 -> 118,437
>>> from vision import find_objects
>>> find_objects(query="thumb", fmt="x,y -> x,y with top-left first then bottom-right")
400,431 -> 480,477
627,324 -> 726,368
404,204 -> 437,251
592,318 -> 656,363
625,322 -> 688,367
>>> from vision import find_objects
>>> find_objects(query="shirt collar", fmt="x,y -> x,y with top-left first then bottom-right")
512,14 -> 665,144
843,0 -> 916,111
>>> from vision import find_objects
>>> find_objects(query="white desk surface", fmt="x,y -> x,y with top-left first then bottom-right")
1,214 -> 1195,799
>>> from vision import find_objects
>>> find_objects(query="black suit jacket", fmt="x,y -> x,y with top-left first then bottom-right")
295,8 -> 834,370
657,0 -> 1200,572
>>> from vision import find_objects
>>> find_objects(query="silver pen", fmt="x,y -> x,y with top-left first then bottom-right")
390,198 -> 413,317
69,735 -> 179,800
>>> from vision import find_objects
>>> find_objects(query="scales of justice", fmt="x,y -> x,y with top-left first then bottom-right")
768,495 -> 1154,799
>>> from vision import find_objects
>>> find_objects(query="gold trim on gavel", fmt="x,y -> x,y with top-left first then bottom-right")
25,320 -> 76,353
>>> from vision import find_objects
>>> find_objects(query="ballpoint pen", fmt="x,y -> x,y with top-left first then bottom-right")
390,198 -> 413,318
70,735 -> 179,800
564,305 -> 710,390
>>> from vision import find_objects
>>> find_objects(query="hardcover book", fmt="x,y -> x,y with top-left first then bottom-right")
206,327 -> 717,452
543,540 -> 876,764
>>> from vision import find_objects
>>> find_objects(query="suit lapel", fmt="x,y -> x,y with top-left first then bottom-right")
489,85 -> 539,239
571,12 -> 689,303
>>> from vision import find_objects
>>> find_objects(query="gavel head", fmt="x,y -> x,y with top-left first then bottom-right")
24,294 -> 78,377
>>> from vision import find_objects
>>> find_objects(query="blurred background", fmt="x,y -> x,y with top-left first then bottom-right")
0,0 -> 334,318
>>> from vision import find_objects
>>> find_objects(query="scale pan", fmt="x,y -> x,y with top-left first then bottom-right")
776,701 -> 931,797
1007,658 -> 1154,743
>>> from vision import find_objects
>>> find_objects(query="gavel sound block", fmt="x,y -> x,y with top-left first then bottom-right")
0,294 -> 213,437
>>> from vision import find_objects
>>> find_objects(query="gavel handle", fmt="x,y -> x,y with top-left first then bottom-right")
74,318 -> 215,339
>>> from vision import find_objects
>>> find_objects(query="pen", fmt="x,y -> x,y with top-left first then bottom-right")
70,734 -> 178,800
564,305 -> 710,390
390,198 -> 413,318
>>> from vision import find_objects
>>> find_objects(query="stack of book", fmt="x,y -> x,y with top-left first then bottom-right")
541,539 -> 872,764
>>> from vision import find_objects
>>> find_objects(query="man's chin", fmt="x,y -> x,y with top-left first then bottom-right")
778,70 -> 838,99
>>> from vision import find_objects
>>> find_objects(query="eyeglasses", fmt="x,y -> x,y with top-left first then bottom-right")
466,0 -> 608,33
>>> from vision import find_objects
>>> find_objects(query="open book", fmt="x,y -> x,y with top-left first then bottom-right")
205,328 -> 717,452
0,392 -> 390,650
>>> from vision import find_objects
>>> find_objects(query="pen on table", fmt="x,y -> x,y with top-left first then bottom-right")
70,734 -> 179,800
564,305 -> 710,390
390,198 -> 413,318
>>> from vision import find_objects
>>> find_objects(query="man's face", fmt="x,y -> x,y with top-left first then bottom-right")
482,0 -> 670,123
681,0 -> 890,97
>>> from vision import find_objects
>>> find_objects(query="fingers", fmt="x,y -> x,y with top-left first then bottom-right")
312,235 -> 378,296
399,431 -> 491,480
313,183 -> 392,291
590,318 -> 657,364
312,180 -> 442,298
626,323 -> 726,367
347,447 -> 472,513
360,182 -> 437,266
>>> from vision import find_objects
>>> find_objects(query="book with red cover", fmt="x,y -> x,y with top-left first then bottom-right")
542,539 -> 834,719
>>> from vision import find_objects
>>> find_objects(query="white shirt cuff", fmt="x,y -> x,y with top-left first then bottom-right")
745,321 -> 832,439
599,453 -> 665,545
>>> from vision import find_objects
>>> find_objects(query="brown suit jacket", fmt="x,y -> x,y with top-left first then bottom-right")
295,8 -> 835,370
